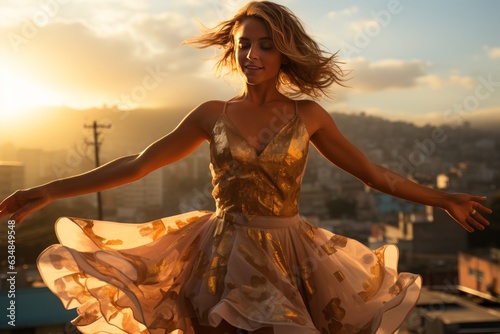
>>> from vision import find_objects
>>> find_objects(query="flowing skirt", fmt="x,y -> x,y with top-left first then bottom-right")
37,210 -> 421,333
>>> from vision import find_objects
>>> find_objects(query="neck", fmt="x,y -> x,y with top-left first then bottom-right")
239,82 -> 285,106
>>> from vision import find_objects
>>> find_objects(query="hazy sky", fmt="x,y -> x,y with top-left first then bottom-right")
1,0 -> 500,128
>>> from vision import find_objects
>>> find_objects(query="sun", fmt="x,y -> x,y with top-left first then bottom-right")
0,64 -> 62,123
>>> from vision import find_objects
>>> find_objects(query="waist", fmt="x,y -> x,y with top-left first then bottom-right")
215,209 -> 302,228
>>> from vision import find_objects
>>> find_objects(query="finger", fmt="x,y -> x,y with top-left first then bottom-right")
0,203 -> 15,220
472,195 -> 488,203
473,213 -> 490,227
466,216 -> 486,231
11,211 -> 28,225
0,210 -> 8,220
0,191 -> 23,217
460,221 -> 474,233
0,196 -> 14,215
8,215 -> 20,225
458,215 -> 474,232
10,207 -> 29,224
11,206 -> 33,224
476,203 -> 493,215
12,197 -> 46,224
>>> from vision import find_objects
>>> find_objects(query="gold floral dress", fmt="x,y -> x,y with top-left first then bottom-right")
37,101 -> 421,334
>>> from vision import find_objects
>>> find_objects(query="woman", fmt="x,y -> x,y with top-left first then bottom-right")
0,1 -> 491,333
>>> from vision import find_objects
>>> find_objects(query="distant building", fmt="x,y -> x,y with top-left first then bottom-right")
402,287 -> 500,334
0,142 -> 16,161
16,148 -> 48,187
299,183 -> 332,219
110,168 -> 163,221
458,248 -> 500,302
436,173 -> 449,189
0,161 -> 24,201
190,150 -> 211,179
413,208 -> 468,255
373,192 -> 424,225
376,170 -> 468,258
380,204 -> 467,255
436,162 -> 497,199
373,205 -> 468,282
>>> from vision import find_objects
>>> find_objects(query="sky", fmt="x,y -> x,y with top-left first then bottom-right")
1,0 -> 500,130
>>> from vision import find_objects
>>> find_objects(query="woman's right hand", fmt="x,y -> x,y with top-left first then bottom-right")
0,187 -> 53,224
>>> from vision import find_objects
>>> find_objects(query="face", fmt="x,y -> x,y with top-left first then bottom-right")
233,17 -> 283,86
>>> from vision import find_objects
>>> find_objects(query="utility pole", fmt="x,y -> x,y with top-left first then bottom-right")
84,121 -> 111,220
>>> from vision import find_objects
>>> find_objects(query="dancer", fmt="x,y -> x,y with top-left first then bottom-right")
0,1 -> 491,333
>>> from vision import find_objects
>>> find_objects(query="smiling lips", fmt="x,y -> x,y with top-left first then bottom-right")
245,65 -> 263,70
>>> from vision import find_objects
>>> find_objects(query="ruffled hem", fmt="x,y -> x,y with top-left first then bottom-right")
37,210 -> 421,333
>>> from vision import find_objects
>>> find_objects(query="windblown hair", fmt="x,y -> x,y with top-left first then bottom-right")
185,1 -> 346,98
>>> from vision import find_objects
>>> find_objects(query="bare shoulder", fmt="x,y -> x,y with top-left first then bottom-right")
296,99 -> 325,113
296,99 -> 333,137
189,100 -> 225,119
185,100 -> 226,136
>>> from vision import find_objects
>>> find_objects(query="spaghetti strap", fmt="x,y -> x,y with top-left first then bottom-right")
223,101 -> 228,115
294,100 -> 298,116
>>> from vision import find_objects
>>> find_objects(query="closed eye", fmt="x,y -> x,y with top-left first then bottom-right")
237,38 -> 274,51
260,42 -> 274,50
238,43 -> 250,50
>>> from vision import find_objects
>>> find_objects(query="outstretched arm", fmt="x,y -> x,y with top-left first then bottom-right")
303,101 -> 491,232
0,102 -> 217,223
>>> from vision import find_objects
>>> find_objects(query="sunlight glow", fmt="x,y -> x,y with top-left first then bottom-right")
0,64 -> 62,122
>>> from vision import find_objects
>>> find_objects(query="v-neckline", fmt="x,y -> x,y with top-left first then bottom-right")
222,110 -> 298,158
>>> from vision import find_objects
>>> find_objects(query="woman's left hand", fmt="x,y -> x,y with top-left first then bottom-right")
443,193 -> 492,232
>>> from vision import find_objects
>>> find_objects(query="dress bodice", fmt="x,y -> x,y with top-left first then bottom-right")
209,101 -> 309,216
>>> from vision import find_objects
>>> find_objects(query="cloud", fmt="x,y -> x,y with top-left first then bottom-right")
488,47 -> 500,59
345,59 -> 475,93
328,6 -> 359,18
348,19 -> 378,32
0,0 -> 149,28
417,73 -> 475,89
130,12 -> 193,52
205,0 -> 249,24
347,57 -> 430,92
0,12 -> 213,108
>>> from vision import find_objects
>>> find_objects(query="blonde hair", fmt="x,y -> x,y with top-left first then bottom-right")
185,1 -> 345,98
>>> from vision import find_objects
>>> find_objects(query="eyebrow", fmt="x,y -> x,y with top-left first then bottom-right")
238,37 -> 273,41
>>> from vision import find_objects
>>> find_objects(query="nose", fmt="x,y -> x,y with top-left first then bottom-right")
246,45 -> 258,60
